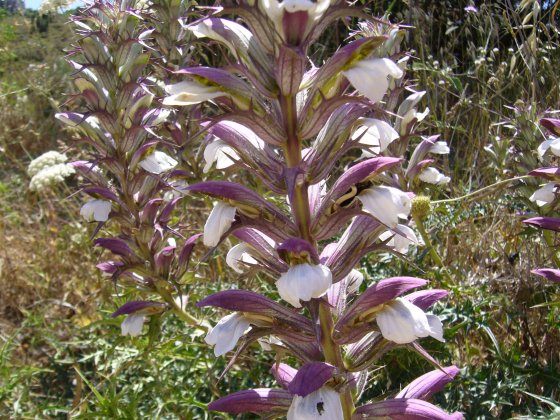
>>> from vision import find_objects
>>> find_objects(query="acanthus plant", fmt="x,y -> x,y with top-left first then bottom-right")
525,117 -> 560,285
56,0 -> 206,336
161,1 -> 462,418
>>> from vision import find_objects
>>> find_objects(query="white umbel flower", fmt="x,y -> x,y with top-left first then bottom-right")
80,200 -> 112,222
358,186 -> 411,228
226,243 -> 258,273
287,387 -> 343,420
343,58 -> 403,104
27,151 -> 68,177
276,263 -> 332,308
29,163 -> 75,192
121,314 -> 146,336
139,151 -> 178,174
538,136 -> 560,157
204,313 -> 252,357
203,202 -> 237,247
530,183 -> 556,206
376,297 -> 444,344
418,167 -> 451,185
162,80 -> 226,106
351,118 -> 399,156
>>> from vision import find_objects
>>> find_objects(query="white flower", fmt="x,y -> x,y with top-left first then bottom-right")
80,199 -> 112,222
27,151 -> 68,177
226,243 -> 258,273
189,19 -> 253,61
418,167 -> 451,185
530,183 -> 557,206
204,313 -> 252,357
379,224 -> 419,254
358,186 -> 412,228
538,137 -> 560,157
343,58 -> 403,104
351,118 -> 399,156
261,0 -> 331,33
376,297 -> 444,344
429,141 -> 450,154
162,80 -> 226,106
121,314 -> 146,336
276,263 -> 332,308
29,163 -> 75,192
203,202 -> 237,247
287,387 -> 343,420
345,269 -> 364,295
139,151 -> 178,174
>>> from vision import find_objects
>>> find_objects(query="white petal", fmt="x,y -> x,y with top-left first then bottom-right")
203,202 -> 236,247
204,313 -> 251,357
139,151 -> 178,174
390,224 -> 419,254
426,314 -> 445,342
121,314 -> 146,336
80,199 -> 112,222
203,139 -> 238,173
429,141 -> 450,155
287,387 -> 343,420
537,139 -> 553,157
352,118 -> 399,154
226,243 -> 257,273
345,269 -> 364,294
343,58 -> 403,103
162,80 -> 225,106
530,182 -> 556,207
418,167 -> 450,185
276,264 -> 332,308
358,186 -> 411,228
550,138 -> 560,157
376,298 -> 433,344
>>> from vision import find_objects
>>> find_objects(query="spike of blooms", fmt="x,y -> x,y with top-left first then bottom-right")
61,0 -> 463,418
57,0 -> 205,342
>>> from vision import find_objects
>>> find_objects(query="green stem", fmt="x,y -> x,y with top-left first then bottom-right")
413,213 -> 444,267
433,175 -> 532,205
155,281 -> 206,329
318,303 -> 355,420
280,93 -> 353,418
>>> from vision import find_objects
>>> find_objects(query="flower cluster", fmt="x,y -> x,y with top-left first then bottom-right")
27,150 -> 75,192
159,2 -> 460,418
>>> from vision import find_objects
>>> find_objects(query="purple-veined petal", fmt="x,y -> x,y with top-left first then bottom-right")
271,363 -> 297,389
354,398 -> 463,419
276,263 -> 333,308
528,167 -> 560,181
112,300 -> 166,318
404,289 -> 449,310
541,118 -> 560,136
287,362 -> 335,397
532,268 -> 560,283
205,312 -> 252,356
197,290 -> 313,331
396,366 -> 460,400
208,388 -> 292,414
277,237 -> 320,264
523,216 -> 560,232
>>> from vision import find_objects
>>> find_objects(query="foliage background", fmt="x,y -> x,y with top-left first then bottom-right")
0,0 -> 559,418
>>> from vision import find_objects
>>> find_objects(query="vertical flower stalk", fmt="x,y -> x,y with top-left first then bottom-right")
57,0 -> 204,336
163,2 -> 462,418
